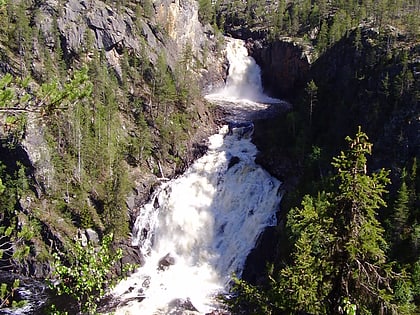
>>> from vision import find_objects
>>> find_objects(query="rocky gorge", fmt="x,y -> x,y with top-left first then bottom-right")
1,0 -> 420,313
0,0 -> 317,281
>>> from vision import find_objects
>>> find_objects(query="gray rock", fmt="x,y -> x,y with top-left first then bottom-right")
168,298 -> 198,313
158,253 -> 175,270
57,0 -> 87,53
34,0 -> 225,88
21,112 -> 55,193
85,228 -> 99,244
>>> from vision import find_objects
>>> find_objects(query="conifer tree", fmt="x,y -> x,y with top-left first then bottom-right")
198,0 -> 213,25
305,79 -> 318,127
317,20 -> 329,53
328,128 -> 395,313
392,171 -> 411,245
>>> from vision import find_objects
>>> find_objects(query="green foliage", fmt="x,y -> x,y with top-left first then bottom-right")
49,234 -> 123,314
316,20 -> 329,53
223,276 -> 272,315
0,73 -> 31,148
0,3 -> 211,314
412,261 -> 420,297
0,163 -> 34,310
0,279 -> 25,309
100,162 -> 130,239
41,60 -> 133,238
154,53 -> 177,110
37,66 -> 93,115
127,105 -> 153,164
226,129 -> 413,314
175,42 -> 200,106
277,193 -> 333,314
0,161 -> 33,264
134,0 -> 153,19
198,0 -> 213,25
305,80 -> 318,127
219,0 -> 420,60
392,171 -> 411,248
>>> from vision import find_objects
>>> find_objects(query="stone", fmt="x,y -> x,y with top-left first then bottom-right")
85,228 -> 99,244
227,156 -> 240,169
168,298 -> 198,312
158,253 -> 175,270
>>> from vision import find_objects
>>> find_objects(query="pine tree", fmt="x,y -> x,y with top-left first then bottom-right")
328,128 -> 396,313
278,193 -> 334,314
392,171 -> 411,244
198,0 -> 213,25
317,20 -> 329,54
305,79 -> 318,127
153,53 -> 176,120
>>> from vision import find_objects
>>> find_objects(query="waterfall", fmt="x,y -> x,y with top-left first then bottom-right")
205,38 -> 280,104
111,38 -> 283,315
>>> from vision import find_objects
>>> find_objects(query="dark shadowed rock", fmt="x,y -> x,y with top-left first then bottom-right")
168,298 -> 198,313
249,38 -> 312,98
242,226 -> 280,285
113,242 -> 144,277
158,253 -> 176,270
227,156 -> 240,169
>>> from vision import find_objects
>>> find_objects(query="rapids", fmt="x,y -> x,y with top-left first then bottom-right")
111,38 -> 284,314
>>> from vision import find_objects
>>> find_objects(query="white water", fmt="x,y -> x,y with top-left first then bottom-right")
111,38 -> 283,315
205,38 -> 281,110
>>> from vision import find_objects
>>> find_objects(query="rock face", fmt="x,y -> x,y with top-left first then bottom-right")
21,112 -> 53,194
241,226 -> 279,285
308,28 -> 420,172
29,0 -> 226,200
248,38 -> 312,98
33,0 -> 225,85
154,0 -> 202,50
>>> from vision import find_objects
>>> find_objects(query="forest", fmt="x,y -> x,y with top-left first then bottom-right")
0,0 -> 419,314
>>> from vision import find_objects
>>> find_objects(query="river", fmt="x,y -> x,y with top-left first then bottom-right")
110,38 -> 284,315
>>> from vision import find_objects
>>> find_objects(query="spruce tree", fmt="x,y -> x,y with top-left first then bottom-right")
328,128 -> 395,313
392,172 -> 411,246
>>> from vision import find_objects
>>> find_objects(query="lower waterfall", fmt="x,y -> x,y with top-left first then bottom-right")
111,38 -> 284,314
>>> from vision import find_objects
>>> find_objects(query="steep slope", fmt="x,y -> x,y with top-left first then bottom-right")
0,0 -> 226,285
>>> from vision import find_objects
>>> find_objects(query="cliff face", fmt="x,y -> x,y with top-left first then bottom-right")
28,0 -> 224,190
309,28 -> 420,173
249,38 -> 312,99
33,0 -> 224,82
27,0 -> 225,191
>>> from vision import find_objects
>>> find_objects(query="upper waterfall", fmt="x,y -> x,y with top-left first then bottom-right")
206,38 -> 281,106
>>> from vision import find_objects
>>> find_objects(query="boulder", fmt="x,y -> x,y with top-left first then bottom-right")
158,253 -> 175,270
168,298 -> 198,312
85,228 -> 99,244
227,156 -> 240,169
113,241 -> 144,277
